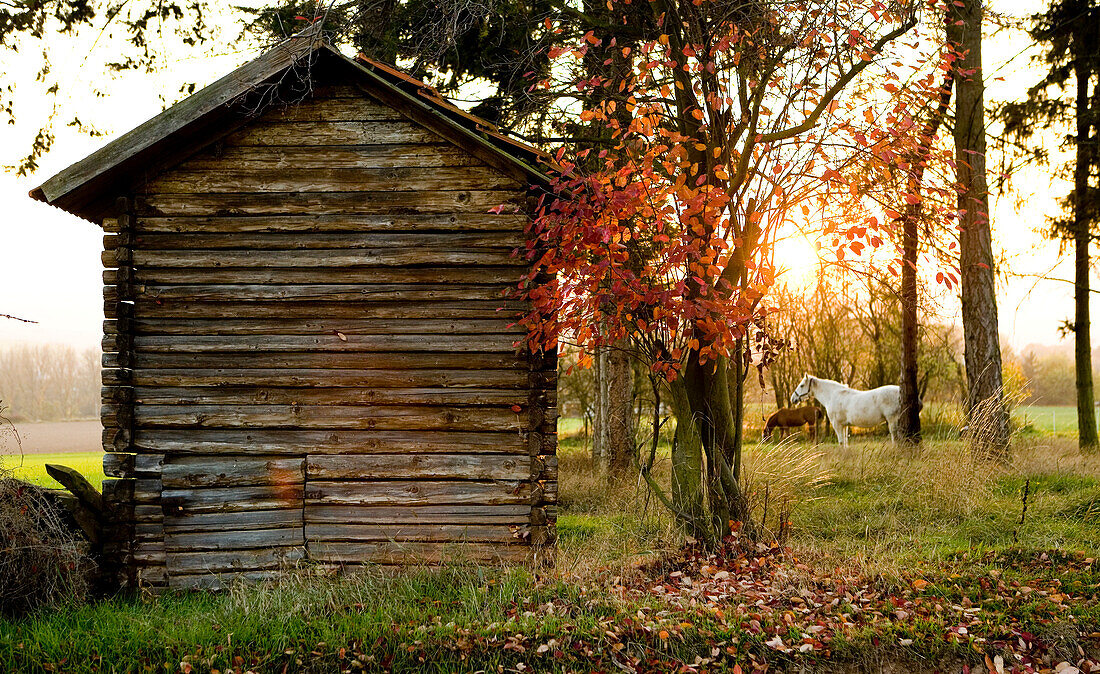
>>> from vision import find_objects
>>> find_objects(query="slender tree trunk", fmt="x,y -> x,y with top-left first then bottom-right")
593,345 -> 607,465
947,0 -> 1010,455
606,346 -> 637,478
899,210 -> 922,443
1073,38 -> 1098,449
898,68 -> 954,444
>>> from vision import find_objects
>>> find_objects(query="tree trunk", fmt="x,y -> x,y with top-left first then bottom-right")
899,209 -> 922,444
898,66 -> 954,445
947,0 -> 1010,455
667,376 -> 706,536
593,345 -> 607,465
606,345 -> 637,478
593,341 -> 637,474
1073,37 -> 1098,449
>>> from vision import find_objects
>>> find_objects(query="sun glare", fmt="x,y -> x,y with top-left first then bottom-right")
773,234 -> 821,289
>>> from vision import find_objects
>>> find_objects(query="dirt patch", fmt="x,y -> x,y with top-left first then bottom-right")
0,420 -> 102,455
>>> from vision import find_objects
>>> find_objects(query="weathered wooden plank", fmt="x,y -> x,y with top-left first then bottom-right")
130,387 -> 528,406
127,231 -> 523,250
223,120 -> 441,146
110,352 -> 526,371
127,405 -> 522,432
132,429 -> 527,455
131,541 -> 166,565
168,570 -> 282,590
305,480 -> 535,506
124,284 -> 513,304
136,565 -> 168,586
161,457 -> 305,488
102,299 -> 133,320
102,453 -> 135,478
130,333 -> 519,353
124,267 -> 523,286
121,368 -> 530,389
134,190 -> 523,216
135,505 -> 163,523
166,528 -> 304,551
133,213 -> 527,233
307,541 -> 530,565
101,477 -> 134,504
124,300 -> 526,320
304,504 -> 530,525
145,166 -> 521,193
134,479 -> 161,503
164,509 -> 303,533
305,523 -> 524,543
165,546 -> 305,574
109,317 -> 523,336
178,145 -> 485,170
135,454 -> 165,475
161,485 -> 304,514
134,522 -> 164,543
268,96 -> 404,122
130,248 -> 524,268
306,454 -> 529,481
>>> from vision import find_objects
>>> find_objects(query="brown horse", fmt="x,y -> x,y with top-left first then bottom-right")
763,406 -> 823,441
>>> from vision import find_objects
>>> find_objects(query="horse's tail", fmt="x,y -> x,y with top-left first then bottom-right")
916,396 -> 924,413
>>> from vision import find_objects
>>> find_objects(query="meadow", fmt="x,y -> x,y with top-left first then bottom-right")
2,418 -> 1098,672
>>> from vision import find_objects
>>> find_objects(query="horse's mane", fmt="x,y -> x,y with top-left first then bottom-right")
809,375 -> 849,391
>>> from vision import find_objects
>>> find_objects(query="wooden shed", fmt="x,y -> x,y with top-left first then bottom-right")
31,31 -> 558,590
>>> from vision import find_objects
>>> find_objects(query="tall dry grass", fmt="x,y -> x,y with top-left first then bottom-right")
555,448 -> 681,579
0,467 -> 91,616
741,439 -> 832,543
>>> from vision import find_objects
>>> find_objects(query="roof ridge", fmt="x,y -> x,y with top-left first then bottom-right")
353,53 -> 551,164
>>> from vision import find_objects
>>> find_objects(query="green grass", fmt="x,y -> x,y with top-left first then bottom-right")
2,434 -> 1099,671
1015,404 -> 1092,435
0,451 -> 104,489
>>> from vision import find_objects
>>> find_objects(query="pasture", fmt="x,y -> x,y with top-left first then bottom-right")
2,424 -> 1098,672
0,451 -> 105,489
1017,405 -> 1095,436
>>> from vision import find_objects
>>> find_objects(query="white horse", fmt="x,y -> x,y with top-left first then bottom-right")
789,374 -> 911,447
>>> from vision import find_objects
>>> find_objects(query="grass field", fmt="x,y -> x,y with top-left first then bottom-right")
2,431 -> 1098,672
0,451 -> 105,489
1016,404 -> 1097,435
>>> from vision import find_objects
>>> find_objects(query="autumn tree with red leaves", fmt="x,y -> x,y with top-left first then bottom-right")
516,0 -> 953,543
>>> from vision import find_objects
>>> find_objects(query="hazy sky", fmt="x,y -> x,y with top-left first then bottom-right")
0,0 -> 1085,353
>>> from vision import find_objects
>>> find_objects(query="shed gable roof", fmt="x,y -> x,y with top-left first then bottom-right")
31,29 -> 552,223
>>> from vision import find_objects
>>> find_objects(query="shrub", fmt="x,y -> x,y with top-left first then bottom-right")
0,468 -> 91,617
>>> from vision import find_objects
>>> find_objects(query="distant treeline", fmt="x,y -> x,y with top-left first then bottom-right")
0,345 -> 99,422
1012,349 -> 1093,407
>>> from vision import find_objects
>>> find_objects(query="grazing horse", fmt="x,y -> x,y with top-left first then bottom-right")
790,374 -> 915,447
763,406 -> 823,441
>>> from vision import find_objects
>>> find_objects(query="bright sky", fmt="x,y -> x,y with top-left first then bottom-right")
0,0 -> 1087,354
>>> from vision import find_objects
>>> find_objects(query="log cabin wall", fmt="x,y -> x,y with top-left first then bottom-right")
96,82 -> 557,590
